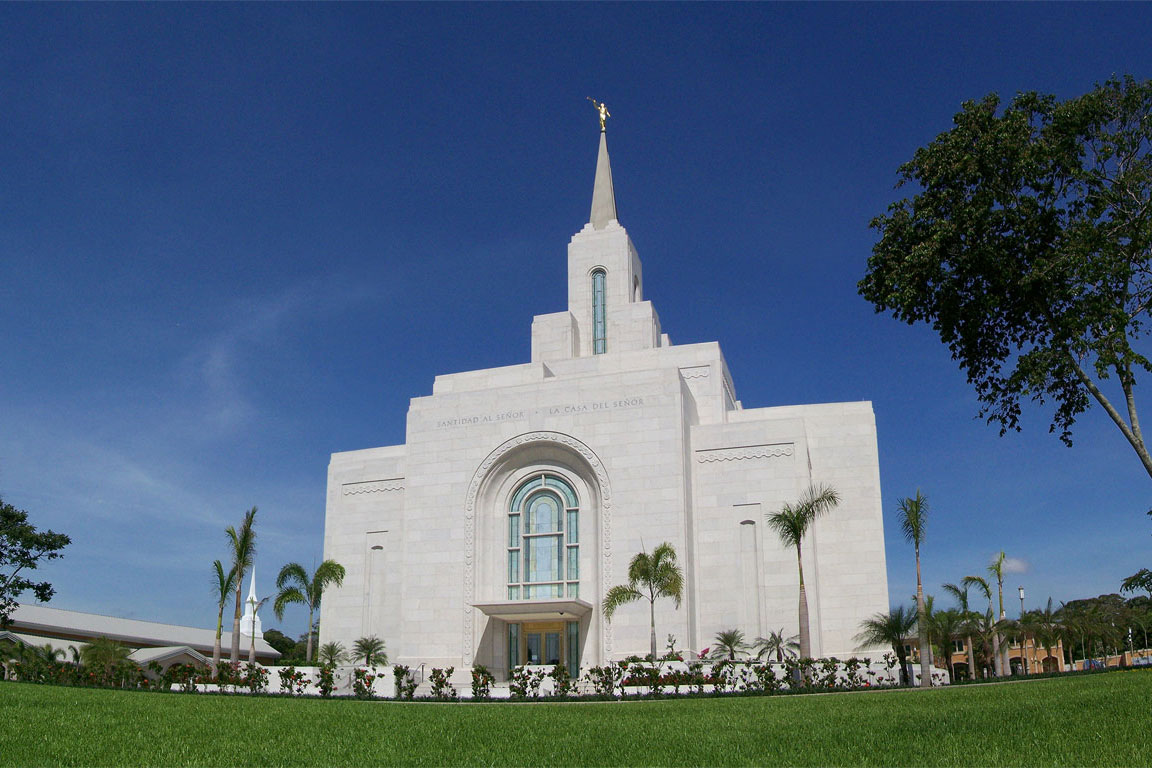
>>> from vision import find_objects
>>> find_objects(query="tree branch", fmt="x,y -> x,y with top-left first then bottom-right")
1068,351 -> 1152,477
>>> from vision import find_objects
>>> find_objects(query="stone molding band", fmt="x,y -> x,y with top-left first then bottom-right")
342,479 -> 405,494
695,444 -> 794,463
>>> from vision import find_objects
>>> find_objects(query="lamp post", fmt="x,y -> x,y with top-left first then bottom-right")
1018,586 -> 1027,675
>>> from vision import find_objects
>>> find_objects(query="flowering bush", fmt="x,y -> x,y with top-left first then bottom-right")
393,665 -> 416,700
585,664 -> 622,697
710,659 -> 737,693
509,665 -> 545,699
352,667 -> 376,699
318,664 -> 336,697
279,665 -> 307,696
549,663 -> 576,697
843,657 -> 868,688
243,664 -> 268,694
470,665 -> 494,700
429,666 -> 457,700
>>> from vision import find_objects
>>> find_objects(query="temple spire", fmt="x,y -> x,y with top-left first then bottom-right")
589,128 -> 617,230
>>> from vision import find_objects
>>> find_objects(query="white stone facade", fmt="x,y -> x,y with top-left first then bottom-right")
320,130 -> 889,678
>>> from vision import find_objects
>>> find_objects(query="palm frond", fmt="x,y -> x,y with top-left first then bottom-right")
897,490 -> 928,546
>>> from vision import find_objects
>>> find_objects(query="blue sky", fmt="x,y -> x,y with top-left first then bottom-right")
1,4 -> 1149,640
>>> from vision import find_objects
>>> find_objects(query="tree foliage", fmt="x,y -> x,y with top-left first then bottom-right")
352,635 -> 387,667
602,542 -> 684,662
0,497 -> 71,628
860,76 -> 1152,480
854,605 -> 918,686
273,559 -> 345,663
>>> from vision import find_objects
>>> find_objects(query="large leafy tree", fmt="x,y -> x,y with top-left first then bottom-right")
210,559 -> 237,679
860,77 -> 1152,481
855,605 -> 918,686
273,560 -> 346,664
602,542 -> 684,663
766,484 -> 840,661
898,490 -> 931,687
226,507 -> 257,665
0,498 -> 71,628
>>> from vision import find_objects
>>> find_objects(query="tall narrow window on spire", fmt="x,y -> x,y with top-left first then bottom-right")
592,269 -> 607,355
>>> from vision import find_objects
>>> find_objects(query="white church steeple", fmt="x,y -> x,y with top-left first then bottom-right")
240,566 -> 263,639
529,107 -> 668,361
589,130 -> 618,230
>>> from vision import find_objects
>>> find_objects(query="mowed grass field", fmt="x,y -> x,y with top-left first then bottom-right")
2,670 -> 1149,767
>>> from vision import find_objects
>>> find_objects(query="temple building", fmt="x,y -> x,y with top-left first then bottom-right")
319,116 -> 889,679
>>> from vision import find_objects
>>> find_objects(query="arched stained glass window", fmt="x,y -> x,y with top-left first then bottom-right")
507,474 -> 579,600
591,269 -> 606,355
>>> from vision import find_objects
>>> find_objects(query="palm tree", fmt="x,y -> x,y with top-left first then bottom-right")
766,484 -> 840,662
942,581 -> 978,680
710,629 -> 748,661
81,636 -> 131,685
988,551 -> 1009,675
1120,568 -> 1152,601
210,559 -> 237,679
962,574 -> 996,676
753,629 -> 800,663
226,507 -> 257,665
929,608 -> 965,684
897,490 -> 931,688
1029,597 -> 1061,671
273,560 -> 346,664
352,635 -> 387,667
318,641 -> 348,667
602,542 -> 684,662
855,605 -> 918,686
37,643 -> 66,664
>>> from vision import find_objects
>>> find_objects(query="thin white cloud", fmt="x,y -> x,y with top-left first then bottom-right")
1002,556 -> 1029,574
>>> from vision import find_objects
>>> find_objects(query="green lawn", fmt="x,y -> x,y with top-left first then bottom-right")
2,670 -> 1149,767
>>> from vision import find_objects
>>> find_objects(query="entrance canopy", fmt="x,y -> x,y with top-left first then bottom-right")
471,598 -> 593,622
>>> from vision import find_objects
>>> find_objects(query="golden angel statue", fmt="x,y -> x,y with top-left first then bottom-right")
587,97 -> 610,131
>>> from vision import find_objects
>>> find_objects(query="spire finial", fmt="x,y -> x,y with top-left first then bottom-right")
587,97 -> 610,132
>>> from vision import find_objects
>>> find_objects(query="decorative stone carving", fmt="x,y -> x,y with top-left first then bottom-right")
679,365 -> 710,380
461,431 -> 613,665
342,479 -> 405,494
695,444 -> 794,463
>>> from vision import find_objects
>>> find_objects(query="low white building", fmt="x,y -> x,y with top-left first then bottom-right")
5,602 -> 280,665
320,123 -> 889,679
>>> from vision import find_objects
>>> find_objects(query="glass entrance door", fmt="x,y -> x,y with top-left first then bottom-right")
524,631 -> 561,665
509,620 -> 580,677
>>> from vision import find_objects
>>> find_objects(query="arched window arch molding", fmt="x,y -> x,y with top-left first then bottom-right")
461,432 -> 615,665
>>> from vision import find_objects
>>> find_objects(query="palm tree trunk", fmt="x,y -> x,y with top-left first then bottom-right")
649,597 -> 657,663
796,543 -> 810,660
966,634 -> 976,681
212,609 -> 223,680
306,607 -> 314,664
894,645 -> 909,686
915,548 -> 930,688
992,632 -> 1002,676
230,577 -> 243,665
249,628 -> 256,665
